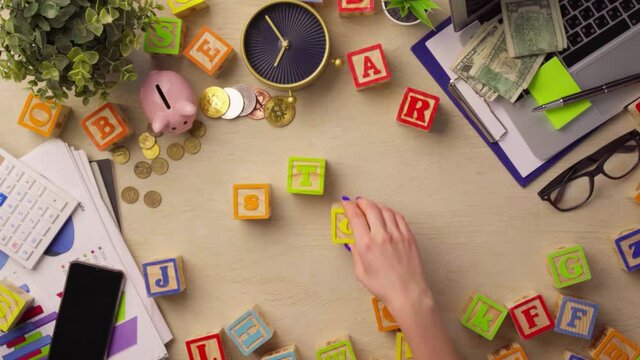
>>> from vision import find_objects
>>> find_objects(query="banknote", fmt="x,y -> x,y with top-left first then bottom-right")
502,0 -> 567,57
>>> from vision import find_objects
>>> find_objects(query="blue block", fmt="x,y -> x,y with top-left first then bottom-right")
614,228 -> 640,272
554,296 -> 598,339
568,354 -> 587,360
141,258 -> 183,297
0,193 -> 7,207
225,308 -> 273,356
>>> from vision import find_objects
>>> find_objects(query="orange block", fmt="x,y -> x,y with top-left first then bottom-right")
183,26 -> 233,76
590,327 -> 640,360
80,103 -> 131,151
17,93 -> 70,138
233,184 -> 271,220
488,342 -> 528,360
371,297 -> 399,332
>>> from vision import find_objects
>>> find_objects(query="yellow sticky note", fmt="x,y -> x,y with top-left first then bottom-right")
528,57 -> 591,130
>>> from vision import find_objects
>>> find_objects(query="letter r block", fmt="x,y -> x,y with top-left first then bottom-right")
396,87 -> 440,132
590,327 -> 640,360
80,103 -> 131,151
346,44 -> 391,90
612,227 -> 640,272
168,0 -> 208,18
185,332 -> 226,360
338,0 -> 374,16
142,256 -> 186,298
184,26 -> 233,76
554,295 -> 598,340
233,184 -> 271,220
506,292 -> 554,340
288,157 -> 326,195
18,93 -> 70,138
225,306 -> 274,356
460,292 -> 508,341
317,336 -> 356,360
547,244 -> 592,288
144,17 -> 185,55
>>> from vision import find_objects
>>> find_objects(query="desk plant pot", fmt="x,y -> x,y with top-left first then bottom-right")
382,0 -> 439,28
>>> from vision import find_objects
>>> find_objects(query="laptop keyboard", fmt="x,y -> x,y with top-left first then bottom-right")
559,0 -> 639,67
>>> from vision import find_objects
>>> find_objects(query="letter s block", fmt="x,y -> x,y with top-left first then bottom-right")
338,0 -> 374,16
460,292 -> 508,341
488,342 -> 528,360
590,327 -> 640,360
287,157 -> 326,195
184,26 -> 233,76
142,256 -> 186,298
554,295 -> 598,340
144,17 -> 185,56
185,332 -> 226,360
506,292 -> 554,340
396,87 -> 440,132
233,184 -> 271,220
168,0 -> 208,18
612,227 -> 640,272
547,244 -> 592,288
346,43 -> 391,90
18,93 -> 70,138
225,306 -> 274,356
80,103 -> 132,151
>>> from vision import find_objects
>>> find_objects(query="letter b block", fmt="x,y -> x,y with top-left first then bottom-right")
460,292 -> 508,341
396,87 -> 440,132
554,295 -> 598,340
18,93 -> 70,138
317,336 -> 356,360
142,256 -> 186,297
288,157 -> 326,195
225,306 -> 274,356
346,44 -> 391,90
168,0 -> 208,18
233,184 -> 271,220
590,327 -> 640,360
547,244 -> 592,288
80,103 -> 131,151
184,26 -> 233,76
144,17 -> 185,55
185,332 -> 226,360
612,227 -> 640,272
506,292 -> 554,340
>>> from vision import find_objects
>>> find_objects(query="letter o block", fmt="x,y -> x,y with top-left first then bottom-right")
506,292 -> 554,340
168,0 -> 208,18
488,342 -> 528,360
18,93 -> 70,138
338,0 -> 374,16
142,256 -> 186,298
590,327 -> 640,360
184,26 -> 233,76
396,87 -> 439,132
144,17 -> 185,55
185,332 -> 226,360
233,184 -> 271,220
554,295 -> 598,339
225,306 -> 274,356
460,292 -> 508,341
287,157 -> 326,195
80,103 -> 131,151
547,244 -> 592,288
346,43 -> 391,90
627,97 -> 640,126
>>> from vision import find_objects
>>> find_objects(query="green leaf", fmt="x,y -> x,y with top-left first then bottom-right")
34,16 -> 51,31
53,55 -> 69,70
86,22 -> 103,36
67,47 -> 82,61
39,2 -> 60,19
50,0 -> 71,5
55,35 -> 72,53
24,2 -> 39,17
99,8 -> 113,24
4,19 -> 15,33
409,3 -> 434,28
85,8 -> 98,23
84,51 -> 99,64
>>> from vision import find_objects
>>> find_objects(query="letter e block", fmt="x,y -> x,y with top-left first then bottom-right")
0,280 -> 34,332
460,292 -> 508,341
506,292 -> 554,340
262,345 -> 300,360
396,87 -> 440,132
372,297 -> 399,332
168,0 -> 208,18
396,332 -> 413,360
547,244 -> 592,288
185,332 -> 226,360
142,256 -> 186,297
288,157 -> 326,195
488,342 -> 528,360
554,295 -> 598,340
233,184 -> 271,220
317,336 -> 356,360
346,44 -> 391,90
144,17 -> 185,55
80,103 -> 131,151
590,327 -> 640,360
612,227 -> 640,272
562,351 -> 587,360
331,204 -> 355,244
225,306 -> 274,356
338,0 -> 374,16
184,26 -> 233,76
627,98 -> 640,127
18,93 -> 70,138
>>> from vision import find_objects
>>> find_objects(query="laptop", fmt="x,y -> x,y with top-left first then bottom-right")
450,0 -> 640,161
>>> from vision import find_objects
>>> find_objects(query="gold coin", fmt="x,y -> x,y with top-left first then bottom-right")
144,190 -> 162,209
265,96 -> 295,127
142,144 -> 161,160
200,86 -> 230,118
111,146 -> 130,165
138,132 -> 156,150
147,124 -> 163,138
134,161 -> 152,179
184,137 -> 201,155
189,120 -> 207,138
151,157 -> 169,175
121,186 -> 139,204
167,143 -> 185,161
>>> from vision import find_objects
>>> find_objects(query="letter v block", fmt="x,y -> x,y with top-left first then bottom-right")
488,342 -> 528,360
225,306 -> 275,356
317,336 -> 357,360
346,44 -> 391,90
185,332 -> 226,360
506,292 -> 554,340
288,157 -> 326,195
18,92 -> 70,138
184,26 -> 233,76
144,17 -> 185,55
590,327 -> 640,360
554,295 -> 598,340
547,244 -> 592,288
396,87 -> 440,132
80,103 -> 132,151
612,227 -> 640,272
142,256 -> 187,297
460,292 -> 508,341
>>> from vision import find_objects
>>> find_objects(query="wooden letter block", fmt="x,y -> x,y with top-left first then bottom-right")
396,87 -> 440,132
460,292 -> 508,341
168,0 -> 208,18
612,227 -> 640,272
590,327 -> 640,360
371,297 -> 399,332
506,292 -> 554,340
0,279 -> 34,332
18,93 -> 70,138
346,44 -> 391,90
554,295 -> 598,340
487,342 -> 528,360
287,157 -> 326,195
184,26 -> 233,76
185,332 -> 226,360
225,305 -> 274,356
331,203 -> 355,244
144,17 -> 185,55
561,351 -> 588,360
262,345 -> 300,360
233,184 -> 271,220
627,97 -> 640,126
142,256 -> 186,297
396,332 -> 413,360
338,0 -> 374,16
547,244 -> 592,288
317,336 -> 357,360
80,103 -> 131,151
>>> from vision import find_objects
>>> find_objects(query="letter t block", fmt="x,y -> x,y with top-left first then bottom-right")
547,244 -> 592,288
396,87 -> 440,132
554,295 -> 598,340
460,292 -> 508,341
346,43 -> 391,90
141,256 -> 186,298
80,103 -> 132,151
590,327 -> 640,360
287,157 -> 326,195
184,26 -> 233,76
225,305 -> 275,356
506,292 -> 554,340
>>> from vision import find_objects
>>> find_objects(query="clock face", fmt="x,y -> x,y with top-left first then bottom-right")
242,1 -> 329,90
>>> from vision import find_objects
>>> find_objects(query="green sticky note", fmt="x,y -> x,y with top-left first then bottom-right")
528,57 -> 591,130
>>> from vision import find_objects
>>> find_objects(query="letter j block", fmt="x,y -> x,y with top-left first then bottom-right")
346,43 -> 391,90
547,244 -> 591,288
233,184 -> 271,220
288,157 -> 326,195
18,93 -> 70,138
184,26 -> 233,76
396,87 -> 439,132
506,292 -> 554,340
554,295 -> 598,340
142,256 -> 186,298
80,103 -> 132,151
225,305 -> 275,356
168,0 -> 208,18
460,292 -> 508,341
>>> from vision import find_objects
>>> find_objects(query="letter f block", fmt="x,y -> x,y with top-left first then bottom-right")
142,256 -> 186,298
225,306 -> 274,356
288,157 -> 326,195
554,295 -> 598,340
506,292 -> 554,340
460,292 -> 508,341
396,87 -> 440,132
547,244 -> 592,288
80,103 -> 131,151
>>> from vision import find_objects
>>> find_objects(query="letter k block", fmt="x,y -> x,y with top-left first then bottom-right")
554,295 -> 598,340
287,157 -> 326,195
460,292 -> 508,341
507,292 -> 555,340
396,87 -> 440,132
547,244 -> 592,288
80,103 -> 131,151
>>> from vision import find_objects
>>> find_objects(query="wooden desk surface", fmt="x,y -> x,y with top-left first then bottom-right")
0,1 -> 638,358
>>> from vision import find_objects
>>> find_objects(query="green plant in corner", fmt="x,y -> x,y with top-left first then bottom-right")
0,0 -> 163,105
386,0 -> 440,28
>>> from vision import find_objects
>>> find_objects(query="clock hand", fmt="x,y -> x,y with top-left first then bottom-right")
273,41 -> 288,67
265,15 -> 287,46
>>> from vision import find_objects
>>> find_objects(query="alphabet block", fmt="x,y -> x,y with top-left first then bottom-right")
317,336 -> 356,360
338,0 -> 374,16
562,351 -> 587,360
506,292 -> 554,340
184,26 -> 233,76
612,227 -> 640,272
144,17 -> 185,55
396,87 -> 440,132
142,256 -> 186,297
396,332 -> 413,360
547,244 -> 592,288
331,203 -> 355,244
346,44 -> 391,90
460,292 -> 508,341
168,0 -> 208,18
554,295 -> 598,340
80,103 -> 132,151
262,345 -> 300,360
371,297 -> 399,332
233,184 -> 271,220
17,92 -> 70,138
185,332 -> 226,360
627,97 -> 640,126
225,305 -> 274,356
0,279 -> 34,332
287,157 -> 326,195
487,342 -> 528,360
590,327 -> 640,360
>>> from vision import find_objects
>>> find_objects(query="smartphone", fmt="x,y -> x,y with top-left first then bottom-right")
49,261 -> 125,360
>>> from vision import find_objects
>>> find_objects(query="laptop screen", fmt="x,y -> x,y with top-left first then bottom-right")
450,0 -> 500,32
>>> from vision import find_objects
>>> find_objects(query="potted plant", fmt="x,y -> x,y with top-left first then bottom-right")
0,0 -> 162,105
382,0 -> 440,28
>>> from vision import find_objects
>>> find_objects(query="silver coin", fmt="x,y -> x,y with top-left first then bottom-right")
233,84 -> 258,117
221,87 -> 244,120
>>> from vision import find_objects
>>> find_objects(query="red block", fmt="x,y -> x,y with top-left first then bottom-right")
346,43 -> 391,90
507,293 -> 555,340
338,0 -> 374,16
185,332 -> 226,360
396,87 -> 439,132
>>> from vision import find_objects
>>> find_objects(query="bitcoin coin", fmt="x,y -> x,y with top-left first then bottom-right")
248,88 -> 271,120
265,96 -> 295,127
167,143 -> 185,161
144,190 -> 162,208
121,186 -> 139,204
233,84 -> 257,117
111,146 -> 130,165
221,87 -> 244,120
189,120 -> 207,138
138,132 -> 156,150
142,144 -> 160,160
134,161 -> 152,179
184,137 -> 201,155
151,157 -> 169,175
200,86 -> 230,118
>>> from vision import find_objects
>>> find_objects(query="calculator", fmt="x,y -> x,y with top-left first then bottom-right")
0,148 -> 78,269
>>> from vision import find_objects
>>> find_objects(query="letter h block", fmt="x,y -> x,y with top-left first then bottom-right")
225,306 -> 275,356
488,342 -> 528,360
506,292 -> 554,340
612,227 -> 640,272
554,295 -> 598,340
168,0 -> 208,18
287,157 -> 326,195
80,103 -> 132,151
346,44 -> 391,90
331,204 -> 355,244
338,0 -> 374,16
142,256 -> 186,298
460,292 -> 508,341
18,92 -> 70,138
590,327 -> 640,360
317,336 -> 356,360
184,26 -> 233,76
547,244 -> 592,288
144,17 -> 186,56
262,345 -> 300,360
233,184 -> 271,220
185,332 -> 226,360
561,351 -> 588,360
396,87 -> 440,132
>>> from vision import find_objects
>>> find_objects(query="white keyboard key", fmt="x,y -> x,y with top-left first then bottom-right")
42,190 -> 67,212
8,239 -> 22,253
24,193 -> 37,209
0,232 -> 11,245
18,248 -> 33,261
0,179 -> 15,194
0,209 -> 9,226
32,182 -> 45,197
34,201 -> 48,217
13,186 -> 27,201
35,222 -> 50,236
4,198 -> 18,214
20,176 -> 35,189
26,214 -> 39,228
27,235 -> 42,248
11,168 -> 24,182
1,161 -> 14,176
15,227 -> 30,243
45,211 -> 59,224
6,218 -> 20,233
15,206 -> 28,221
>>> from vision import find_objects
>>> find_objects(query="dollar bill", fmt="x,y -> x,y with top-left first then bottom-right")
502,0 -> 567,57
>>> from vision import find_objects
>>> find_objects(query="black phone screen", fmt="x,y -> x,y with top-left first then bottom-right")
49,261 -> 125,360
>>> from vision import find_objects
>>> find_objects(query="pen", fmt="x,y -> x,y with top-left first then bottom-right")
532,72 -> 640,112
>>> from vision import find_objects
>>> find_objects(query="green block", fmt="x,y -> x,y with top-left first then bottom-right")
144,17 -> 183,55
460,293 -> 508,341
317,338 -> 356,360
547,244 -> 592,288
287,157 -> 326,195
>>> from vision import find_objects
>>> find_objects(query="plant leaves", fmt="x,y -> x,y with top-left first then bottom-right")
99,8 -> 113,24
84,51 -> 99,64
50,0 -> 71,5
409,3 -> 435,28
24,2 -> 39,17
39,2 -> 60,19
86,22 -> 103,36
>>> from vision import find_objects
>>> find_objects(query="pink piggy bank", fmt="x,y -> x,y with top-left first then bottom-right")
140,70 -> 197,135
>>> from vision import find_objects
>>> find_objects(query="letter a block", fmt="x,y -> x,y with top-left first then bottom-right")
562,351 -> 588,360
185,332 -> 226,360
396,87 -> 440,132
331,204 -> 355,244
262,345 -> 300,360
396,332 -> 413,360
346,44 -> 391,90
225,306 -> 274,356
547,244 -> 592,288
168,0 -> 208,18
0,279 -> 34,332
590,327 -> 640,360
233,184 -> 271,220
338,0 -> 374,16
372,297 -> 399,332
612,227 -> 640,272
80,103 -> 132,151
288,157 -> 326,195
144,17 -> 185,55
460,292 -> 508,341
18,93 -> 70,138
317,336 -> 357,360
142,256 -> 186,298
627,97 -> 640,127
506,292 -> 554,340
554,295 -> 598,340
487,342 -> 528,360
184,26 -> 233,76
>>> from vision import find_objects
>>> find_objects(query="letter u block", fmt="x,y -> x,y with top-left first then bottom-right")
226,305 -> 274,356
18,93 -> 70,138
488,342 -> 528,360
142,256 -> 186,297
262,345 -> 300,360
554,295 -> 598,340
0,279 -> 34,332
612,227 -> 640,272
233,184 -> 271,220
168,0 -> 208,18
396,87 -> 440,132
346,44 -> 391,90
184,26 -> 233,76
590,327 -> 640,360
547,244 -> 592,288
506,292 -> 554,340
317,336 -> 357,360
460,292 -> 508,341
185,332 -> 226,360
331,204 -> 355,244
80,103 -> 132,151
144,17 -> 185,55
338,0 -> 374,16
288,157 -> 326,195
396,332 -> 413,360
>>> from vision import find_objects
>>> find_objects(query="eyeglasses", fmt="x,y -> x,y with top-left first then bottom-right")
538,129 -> 640,212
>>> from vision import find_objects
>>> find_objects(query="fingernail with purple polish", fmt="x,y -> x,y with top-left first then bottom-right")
344,244 -> 352,252
342,196 -> 351,201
